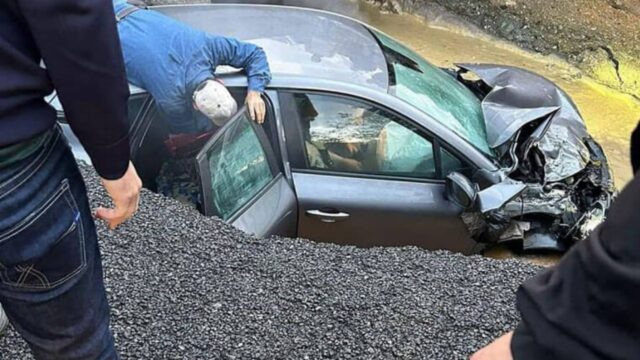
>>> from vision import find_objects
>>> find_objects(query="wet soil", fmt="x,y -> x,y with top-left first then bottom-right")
370,0 -> 640,98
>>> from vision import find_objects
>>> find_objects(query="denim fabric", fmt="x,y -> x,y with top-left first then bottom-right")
113,0 -> 271,134
0,127 -> 117,360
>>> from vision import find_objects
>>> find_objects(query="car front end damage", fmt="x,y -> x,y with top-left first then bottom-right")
454,64 -> 615,251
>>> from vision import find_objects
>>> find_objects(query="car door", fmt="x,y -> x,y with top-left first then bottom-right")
280,91 -> 478,254
196,106 -> 297,238
53,92 -> 150,164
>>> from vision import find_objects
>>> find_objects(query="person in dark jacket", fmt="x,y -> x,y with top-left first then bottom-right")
471,121 -> 640,359
113,0 -> 272,133
0,0 -> 141,358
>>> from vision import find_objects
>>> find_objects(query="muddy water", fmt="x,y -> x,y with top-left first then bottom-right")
351,2 -> 638,188
342,2 -> 640,266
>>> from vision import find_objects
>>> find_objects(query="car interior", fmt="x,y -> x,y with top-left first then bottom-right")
130,87 -> 270,214
290,92 -> 440,179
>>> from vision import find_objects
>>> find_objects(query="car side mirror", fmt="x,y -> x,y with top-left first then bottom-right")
445,172 -> 478,210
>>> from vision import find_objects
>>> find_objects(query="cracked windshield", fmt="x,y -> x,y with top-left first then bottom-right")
372,29 -> 493,156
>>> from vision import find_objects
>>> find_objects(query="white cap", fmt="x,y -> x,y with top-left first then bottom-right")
193,79 -> 238,127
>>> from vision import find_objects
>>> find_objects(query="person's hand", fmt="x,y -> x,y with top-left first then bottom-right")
470,332 -> 514,360
95,161 -> 142,230
345,142 -> 360,157
245,90 -> 266,124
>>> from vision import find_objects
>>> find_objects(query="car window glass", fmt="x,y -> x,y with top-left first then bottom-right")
441,148 -> 473,178
127,95 -> 146,121
204,112 -> 274,220
293,93 -> 436,179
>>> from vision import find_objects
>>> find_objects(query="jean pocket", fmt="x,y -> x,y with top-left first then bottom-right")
0,179 -> 87,290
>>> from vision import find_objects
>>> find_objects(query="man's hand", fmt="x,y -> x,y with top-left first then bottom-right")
470,332 -> 514,360
245,90 -> 266,124
95,161 -> 142,230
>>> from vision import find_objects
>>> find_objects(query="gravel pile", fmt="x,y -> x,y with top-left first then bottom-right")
0,165 -> 542,359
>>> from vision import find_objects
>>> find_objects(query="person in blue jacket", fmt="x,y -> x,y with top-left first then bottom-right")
113,0 -> 272,133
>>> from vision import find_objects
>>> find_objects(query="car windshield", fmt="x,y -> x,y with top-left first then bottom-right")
371,30 -> 494,157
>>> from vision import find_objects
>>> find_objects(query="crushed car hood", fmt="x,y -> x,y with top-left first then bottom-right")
452,64 -> 614,252
457,64 -> 590,182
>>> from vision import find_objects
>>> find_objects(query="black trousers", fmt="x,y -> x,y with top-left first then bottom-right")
631,121 -> 640,174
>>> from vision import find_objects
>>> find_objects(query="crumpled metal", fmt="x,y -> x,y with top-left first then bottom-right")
457,64 -> 590,182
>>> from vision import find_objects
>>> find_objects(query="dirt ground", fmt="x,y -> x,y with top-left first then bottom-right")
371,0 -> 640,97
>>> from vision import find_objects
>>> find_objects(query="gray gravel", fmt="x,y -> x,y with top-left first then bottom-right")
0,165 -> 541,359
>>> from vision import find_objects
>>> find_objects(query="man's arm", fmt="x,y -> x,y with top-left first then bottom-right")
207,36 -> 271,93
207,36 -> 271,123
19,0 -> 141,228
18,0 -> 130,179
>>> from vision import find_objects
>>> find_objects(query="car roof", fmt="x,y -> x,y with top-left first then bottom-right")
155,4 -> 389,91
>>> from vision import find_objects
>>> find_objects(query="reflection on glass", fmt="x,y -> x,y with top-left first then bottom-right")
441,147 -> 473,178
379,122 -> 434,176
294,93 -> 437,179
206,114 -> 273,220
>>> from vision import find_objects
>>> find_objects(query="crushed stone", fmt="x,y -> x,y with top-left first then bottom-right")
0,165 -> 541,359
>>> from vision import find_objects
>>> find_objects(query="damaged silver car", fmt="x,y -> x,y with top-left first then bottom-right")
447,64 -> 614,251
54,4 -> 614,253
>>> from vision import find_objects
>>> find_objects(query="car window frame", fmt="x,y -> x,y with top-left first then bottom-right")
279,89 -> 475,184
126,94 -> 156,158
195,105 -> 282,220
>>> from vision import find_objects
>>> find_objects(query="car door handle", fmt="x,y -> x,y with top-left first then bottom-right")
306,209 -> 350,223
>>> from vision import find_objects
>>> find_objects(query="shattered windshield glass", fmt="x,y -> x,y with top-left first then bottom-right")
371,30 -> 494,157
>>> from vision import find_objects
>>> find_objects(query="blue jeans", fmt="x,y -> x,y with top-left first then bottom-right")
0,127 -> 117,359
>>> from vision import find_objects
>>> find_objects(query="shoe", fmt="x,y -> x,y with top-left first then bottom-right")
0,303 -> 8,334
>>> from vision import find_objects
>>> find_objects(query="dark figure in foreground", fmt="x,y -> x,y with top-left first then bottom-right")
472,121 -> 640,359
0,0 -> 141,358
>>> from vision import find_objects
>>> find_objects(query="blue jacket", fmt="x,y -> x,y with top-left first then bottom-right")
114,1 -> 271,133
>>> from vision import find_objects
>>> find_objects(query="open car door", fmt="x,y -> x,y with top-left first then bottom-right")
196,106 -> 297,238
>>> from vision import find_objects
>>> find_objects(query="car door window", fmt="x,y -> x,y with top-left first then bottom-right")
127,94 -> 147,122
441,147 -> 474,178
293,93 -> 437,179
198,109 -> 275,220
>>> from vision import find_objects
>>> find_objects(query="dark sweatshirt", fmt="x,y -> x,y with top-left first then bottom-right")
512,121 -> 640,359
0,0 -> 130,179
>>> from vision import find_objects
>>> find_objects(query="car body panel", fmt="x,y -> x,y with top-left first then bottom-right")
196,106 -> 298,238
230,173 -> 298,238
457,63 -> 591,182
275,89 -> 478,251
292,172 -> 477,253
